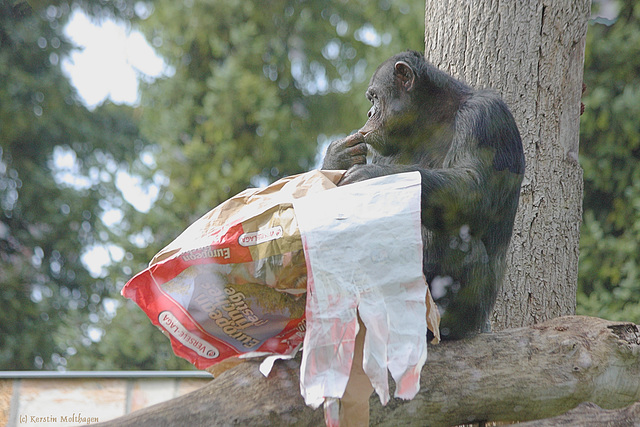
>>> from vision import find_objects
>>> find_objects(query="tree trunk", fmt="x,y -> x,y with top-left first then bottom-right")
94,316 -> 640,426
424,0 -> 590,329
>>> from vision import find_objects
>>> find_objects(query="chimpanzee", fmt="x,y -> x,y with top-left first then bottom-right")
322,50 -> 525,340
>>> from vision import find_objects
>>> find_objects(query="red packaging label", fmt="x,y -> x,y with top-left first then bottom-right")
121,170 -> 343,370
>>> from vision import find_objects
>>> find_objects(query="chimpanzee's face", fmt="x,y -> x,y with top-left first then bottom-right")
358,60 -> 417,157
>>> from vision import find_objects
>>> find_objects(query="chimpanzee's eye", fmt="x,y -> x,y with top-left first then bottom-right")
366,90 -> 377,103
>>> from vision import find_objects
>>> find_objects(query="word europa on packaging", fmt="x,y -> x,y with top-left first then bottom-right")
181,246 -> 231,262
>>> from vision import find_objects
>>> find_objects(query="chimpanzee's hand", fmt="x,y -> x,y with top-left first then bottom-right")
338,164 -> 386,185
322,133 -> 368,170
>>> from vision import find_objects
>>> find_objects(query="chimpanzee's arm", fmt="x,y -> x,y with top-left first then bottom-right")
339,92 -> 524,237
340,163 -> 484,234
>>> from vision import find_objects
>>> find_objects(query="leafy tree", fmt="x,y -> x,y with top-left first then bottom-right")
80,0 -> 426,369
577,0 -> 640,322
62,303 -> 192,370
0,0 -> 152,369
1,0 -> 425,371
135,0 -> 424,223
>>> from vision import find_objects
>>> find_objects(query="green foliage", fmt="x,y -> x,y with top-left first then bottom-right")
64,300 -> 193,370
14,0 -> 638,371
0,1 -> 148,370
135,0 -> 424,222
88,0 -> 426,369
2,0 -> 425,370
577,0 -> 640,322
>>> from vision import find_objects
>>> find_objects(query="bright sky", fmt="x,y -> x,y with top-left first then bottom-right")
62,9 -> 167,108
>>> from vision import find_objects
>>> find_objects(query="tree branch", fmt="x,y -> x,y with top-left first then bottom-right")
96,316 -> 640,426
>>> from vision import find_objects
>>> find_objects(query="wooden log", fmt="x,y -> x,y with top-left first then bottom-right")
514,401 -> 640,426
96,316 -> 640,426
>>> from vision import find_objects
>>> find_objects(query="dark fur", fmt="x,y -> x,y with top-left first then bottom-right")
323,51 -> 524,340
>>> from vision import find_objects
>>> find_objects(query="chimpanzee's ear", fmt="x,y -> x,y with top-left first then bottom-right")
394,61 -> 415,92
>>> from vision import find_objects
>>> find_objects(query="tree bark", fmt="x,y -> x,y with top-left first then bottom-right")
515,402 -> 640,426
95,316 -> 640,426
424,0 -> 590,330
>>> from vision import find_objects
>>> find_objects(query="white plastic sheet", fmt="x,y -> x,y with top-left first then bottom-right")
293,172 -> 428,409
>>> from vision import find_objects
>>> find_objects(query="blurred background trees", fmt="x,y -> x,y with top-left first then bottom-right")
1,0 -> 637,371
1,0 -> 423,370
0,0 -> 150,369
577,0 -> 640,323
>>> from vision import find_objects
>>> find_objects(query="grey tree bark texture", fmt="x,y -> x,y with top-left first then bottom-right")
424,0 -> 590,330
94,316 -> 640,426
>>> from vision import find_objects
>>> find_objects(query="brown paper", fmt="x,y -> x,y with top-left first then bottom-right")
337,285 -> 440,426
205,356 -> 245,377
338,315 -> 373,427
149,170 -> 345,266
426,286 -> 441,344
